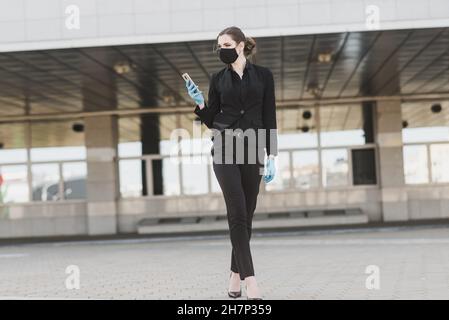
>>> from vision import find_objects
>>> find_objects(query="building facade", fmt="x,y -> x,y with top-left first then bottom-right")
0,0 -> 449,238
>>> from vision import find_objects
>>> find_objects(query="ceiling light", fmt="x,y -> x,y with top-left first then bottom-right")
317,52 -> 332,63
114,61 -> 131,74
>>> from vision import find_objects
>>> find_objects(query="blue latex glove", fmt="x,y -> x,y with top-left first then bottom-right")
185,79 -> 204,105
263,157 -> 276,183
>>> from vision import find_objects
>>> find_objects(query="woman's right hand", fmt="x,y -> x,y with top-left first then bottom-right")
185,79 -> 205,106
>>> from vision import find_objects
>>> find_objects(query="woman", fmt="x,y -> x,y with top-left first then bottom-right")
185,26 -> 278,300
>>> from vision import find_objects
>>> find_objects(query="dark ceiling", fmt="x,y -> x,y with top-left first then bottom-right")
0,26 -> 448,118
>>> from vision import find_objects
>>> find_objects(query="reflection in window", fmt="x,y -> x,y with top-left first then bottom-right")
119,159 -> 143,198
292,151 -> 319,190
321,149 -> 348,187
403,145 -> 428,184
0,165 -> 29,203
430,144 -> 449,183
265,152 -> 290,191
63,162 -> 87,200
320,104 -> 373,147
31,163 -> 60,201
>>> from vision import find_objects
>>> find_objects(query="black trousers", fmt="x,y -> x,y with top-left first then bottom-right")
212,133 -> 264,281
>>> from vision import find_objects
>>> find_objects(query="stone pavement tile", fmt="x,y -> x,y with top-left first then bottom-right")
1,226 -> 449,299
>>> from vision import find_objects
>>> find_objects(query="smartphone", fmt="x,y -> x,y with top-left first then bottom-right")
182,72 -> 196,86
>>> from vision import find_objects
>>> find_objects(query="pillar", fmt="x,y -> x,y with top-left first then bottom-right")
84,115 -> 119,235
375,99 -> 408,221
82,49 -> 119,235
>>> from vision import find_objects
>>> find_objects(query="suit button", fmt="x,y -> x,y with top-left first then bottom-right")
240,110 -> 245,114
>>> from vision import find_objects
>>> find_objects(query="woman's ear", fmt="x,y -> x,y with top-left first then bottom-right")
238,41 -> 245,56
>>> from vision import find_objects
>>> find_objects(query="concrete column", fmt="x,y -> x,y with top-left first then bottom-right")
82,48 -> 119,235
375,99 -> 408,221
84,115 -> 119,235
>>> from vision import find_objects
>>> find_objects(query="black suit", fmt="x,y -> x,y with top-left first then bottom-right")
192,59 -> 278,281
193,59 -> 278,157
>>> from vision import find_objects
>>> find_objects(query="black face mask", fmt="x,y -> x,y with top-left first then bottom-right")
218,47 -> 239,64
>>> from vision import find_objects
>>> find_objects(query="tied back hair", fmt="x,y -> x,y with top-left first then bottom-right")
216,26 -> 257,61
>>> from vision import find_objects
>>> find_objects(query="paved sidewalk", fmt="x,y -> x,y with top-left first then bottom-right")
1,226 -> 449,300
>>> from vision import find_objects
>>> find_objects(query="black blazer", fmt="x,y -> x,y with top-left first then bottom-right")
193,59 -> 278,156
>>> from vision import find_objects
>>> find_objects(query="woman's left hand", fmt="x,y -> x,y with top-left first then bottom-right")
263,157 -> 276,183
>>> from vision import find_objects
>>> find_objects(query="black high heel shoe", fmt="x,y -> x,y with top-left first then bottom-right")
246,284 -> 263,300
227,272 -> 242,298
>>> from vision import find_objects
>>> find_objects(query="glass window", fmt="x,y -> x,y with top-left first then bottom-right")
402,101 -> 449,143
118,116 -> 143,157
320,104 -> 371,147
0,123 -> 28,164
430,144 -> 449,183
160,139 -> 179,157
0,149 -> 27,164
119,159 -> 143,198
0,122 -> 27,149
402,101 -> 449,185
62,162 -> 87,200
31,163 -> 60,201
180,136 -> 212,156
0,165 -> 29,203
277,108 -> 318,149
403,127 -> 449,144
118,141 -> 142,157
31,146 -> 86,162
321,149 -> 348,187
119,115 -> 190,197
292,150 -> 319,190
403,145 -> 428,184
159,114 -> 180,156
181,155 -> 208,195
31,120 -> 85,161
162,157 -> 181,196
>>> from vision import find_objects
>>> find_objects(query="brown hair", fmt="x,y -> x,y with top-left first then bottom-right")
216,26 -> 257,59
